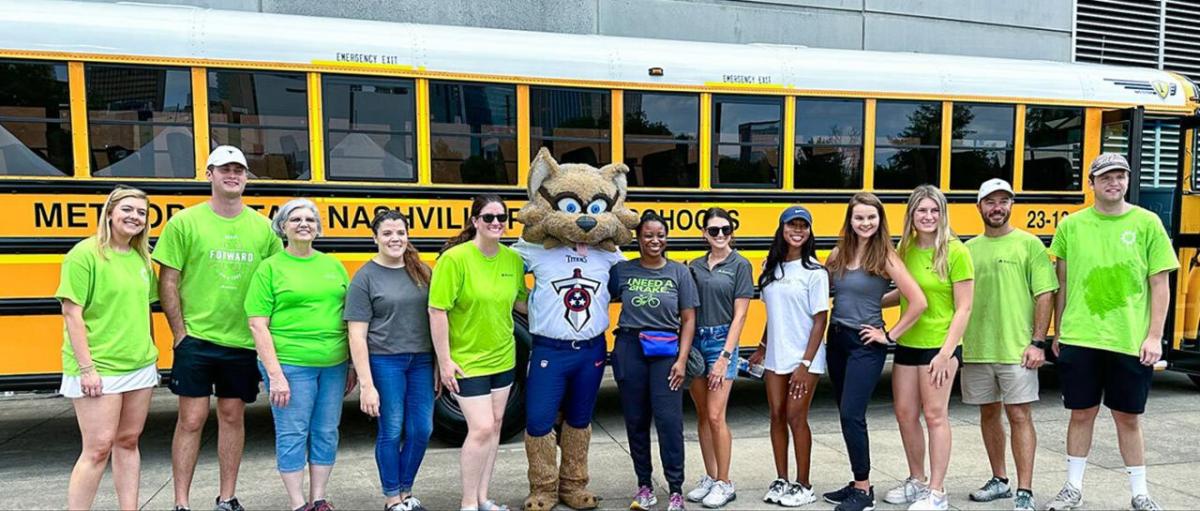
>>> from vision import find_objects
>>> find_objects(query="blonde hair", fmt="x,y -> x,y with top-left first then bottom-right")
96,186 -> 152,264
898,184 -> 955,280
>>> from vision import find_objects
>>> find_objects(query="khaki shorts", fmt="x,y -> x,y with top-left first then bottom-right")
961,363 -> 1039,405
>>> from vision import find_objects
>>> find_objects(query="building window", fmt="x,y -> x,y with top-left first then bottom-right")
86,64 -> 193,178
530,87 -> 610,166
322,75 -> 416,182
950,103 -> 1014,190
430,81 -> 517,184
623,91 -> 699,188
713,95 -> 781,188
875,100 -> 941,189
794,98 -> 863,189
1024,106 -> 1083,191
208,70 -> 309,180
0,60 -> 72,176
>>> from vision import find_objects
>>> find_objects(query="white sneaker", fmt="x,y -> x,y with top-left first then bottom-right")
778,482 -> 816,507
701,480 -> 736,508
884,477 -> 930,505
1131,494 -> 1162,511
686,475 -> 715,502
907,489 -> 948,511
1044,482 -> 1082,510
763,478 -> 789,504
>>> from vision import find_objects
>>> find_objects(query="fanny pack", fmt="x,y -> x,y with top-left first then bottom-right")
638,330 -> 680,358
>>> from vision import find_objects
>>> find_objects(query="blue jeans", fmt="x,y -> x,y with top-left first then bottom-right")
696,324 -> 738,380
369,353 -> 435,497
258,361 -> 348,473
525,334 -> 607,437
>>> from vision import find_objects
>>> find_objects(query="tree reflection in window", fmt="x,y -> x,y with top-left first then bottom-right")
875,101 -> 942,189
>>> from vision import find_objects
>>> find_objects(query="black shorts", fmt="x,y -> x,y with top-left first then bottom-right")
1057,344 -> 1152,414
169,336 -> 260,403
456,369 -> 515,398
894,344 -> 963,366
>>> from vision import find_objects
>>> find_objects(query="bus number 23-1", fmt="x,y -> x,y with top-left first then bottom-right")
1026,210 -> 1069,229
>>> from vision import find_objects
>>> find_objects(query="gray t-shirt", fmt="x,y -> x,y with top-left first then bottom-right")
609,259 -> 700,331
343,260 -> 433,355
829,267 -> 890,329
689,251 -> 755,327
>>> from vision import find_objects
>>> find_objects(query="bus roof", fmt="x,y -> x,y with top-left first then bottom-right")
1,0 -> 1195,110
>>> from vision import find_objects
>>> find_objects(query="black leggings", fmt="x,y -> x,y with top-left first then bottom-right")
826,323 -> 888,482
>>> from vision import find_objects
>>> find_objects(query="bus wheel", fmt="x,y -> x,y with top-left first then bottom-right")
1190,374 -> 1200,390
431,314 -> 531,446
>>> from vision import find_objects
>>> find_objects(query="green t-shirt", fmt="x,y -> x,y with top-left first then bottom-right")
899,239 -> 974,349
1049,206 -> 1179,356
152,203 -> 282,349
963,230 -> 1059,363
244,251 -> 350,367
427,242 -> 528,377
56,237 -> 159,376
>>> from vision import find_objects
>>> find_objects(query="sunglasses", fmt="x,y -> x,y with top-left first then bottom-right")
478,213 -> 508,224
705,225 -> 734,237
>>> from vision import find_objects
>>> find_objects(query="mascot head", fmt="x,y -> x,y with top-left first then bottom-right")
518,148 -> 639,252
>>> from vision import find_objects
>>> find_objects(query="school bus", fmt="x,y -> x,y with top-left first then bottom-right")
1,1 -> 1198,441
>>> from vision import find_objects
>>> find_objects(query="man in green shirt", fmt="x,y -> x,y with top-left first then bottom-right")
1045,153 -> 1179,511
153,146 -> 282,511
961,179 -> 1058,510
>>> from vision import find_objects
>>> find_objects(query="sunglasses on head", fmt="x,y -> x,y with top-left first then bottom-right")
705,225 -> 733,237
478,213 -> 508,224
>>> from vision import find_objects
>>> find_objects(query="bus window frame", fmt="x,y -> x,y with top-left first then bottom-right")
321,73 -> 419,184
0,58 -> 74,178
206,68 -> 312,181
793,97 -> 865,190
711,93 -> 783,189
85,63 -> 195,179
428,80 -> 519,186
1023,104 -> 1086,192
528,85 -> 612,168
948,102 -> 1016,191
872,99 -> 943,191
622,90 -> 701,189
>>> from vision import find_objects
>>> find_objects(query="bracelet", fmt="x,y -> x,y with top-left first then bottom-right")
884,330 -> 894,343
77,364 -> 95,373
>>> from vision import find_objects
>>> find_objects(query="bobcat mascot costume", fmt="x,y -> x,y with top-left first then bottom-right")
514,148 -> 638,511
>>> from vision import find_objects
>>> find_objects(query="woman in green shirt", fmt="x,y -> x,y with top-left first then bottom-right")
428,194 -> 528,511
58,186 -> 159,511
882,185 -> 975,511
245,198 -> 351,511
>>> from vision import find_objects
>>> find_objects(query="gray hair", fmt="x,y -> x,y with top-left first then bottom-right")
272,198 -> 323,240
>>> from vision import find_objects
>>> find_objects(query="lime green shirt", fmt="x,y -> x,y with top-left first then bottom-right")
244,250 -> 350,367
152,203 -> 282,350
1049,206 -> 1179,356
56,237 -> 159,376
963,230 -> 1059,363
899,239 -> 974,349
428,242 -> 528,377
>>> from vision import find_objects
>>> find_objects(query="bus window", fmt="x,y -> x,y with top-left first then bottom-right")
950,103 -> 1014,190
875,100 -> 941,190
0,59 -> 72,176
430,81 -> 517,185
530,87 -> 611,166
713,95 -> 781,188
1024,106 -> 1083,191
623,91 -> 699,188
208,69 -> 309,180
323,75 -> 416,182
87,64 -> 193,178
794,98 -> 863,189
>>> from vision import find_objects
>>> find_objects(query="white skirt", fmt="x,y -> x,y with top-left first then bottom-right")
59,363 -> 160,399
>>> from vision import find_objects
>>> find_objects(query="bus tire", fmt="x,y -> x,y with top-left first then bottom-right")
1190,374 -> 1200,390
431,314 -> 532,446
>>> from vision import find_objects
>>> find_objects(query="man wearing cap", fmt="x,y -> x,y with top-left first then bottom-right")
960,179 -> 1057,510
1045,153 -> 1178,511
153,146 -> 283,511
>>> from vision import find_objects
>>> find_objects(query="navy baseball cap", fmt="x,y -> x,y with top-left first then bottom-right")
779,205 -> 813,225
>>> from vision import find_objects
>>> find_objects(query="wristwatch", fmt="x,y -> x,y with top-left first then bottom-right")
1030,339 -> 1048,350
720,349 -> 734,360
799,359 -> 812,368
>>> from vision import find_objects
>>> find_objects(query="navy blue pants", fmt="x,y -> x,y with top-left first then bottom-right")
611,331 -> 685,494
826,323 -> 888,482
525,334 -> 607,437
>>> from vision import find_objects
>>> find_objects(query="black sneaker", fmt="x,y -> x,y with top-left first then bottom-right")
174,506 -> 191,511
823,482 -> 856,505
834,486 -> 875,511
215,497 -> 245,511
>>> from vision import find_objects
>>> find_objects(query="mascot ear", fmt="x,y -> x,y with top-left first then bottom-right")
528,147 -> 560,200
599,162 -> 630,202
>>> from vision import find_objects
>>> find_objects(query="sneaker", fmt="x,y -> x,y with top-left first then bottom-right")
687,475 -> 715,502
1013,489 -> 1034,511
884,477 -> 930,505
1131,494 -> 1162,511
764,478 -> 789,504
630,486 -> 657,511
668,492 -> 686,511
969,476 -> 1012,502
907,489 -> 948,511
834,487 -> 876,511
1044,482 -> 1082,510
174,506 -> 192,511
401,496 -> 426,511
778,482 -> 816,507
292,504 -> 310,511
823,482 -> 856,505
310,500 -> 335,511
215,497 -> 245,511
701,480 -> 736,508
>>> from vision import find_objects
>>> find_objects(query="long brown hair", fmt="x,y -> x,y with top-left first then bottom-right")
370,210 -> 432,287
826,192 -> 893,278
440,193 -> 506,255
96,185 -> 152,264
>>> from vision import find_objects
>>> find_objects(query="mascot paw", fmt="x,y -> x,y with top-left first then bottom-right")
524,493 -> 559,511
559,490 -> 599,510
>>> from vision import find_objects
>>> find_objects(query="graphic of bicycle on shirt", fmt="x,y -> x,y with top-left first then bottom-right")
631,294 -> 661,307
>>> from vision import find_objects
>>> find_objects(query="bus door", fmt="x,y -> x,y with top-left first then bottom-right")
1170,114 -> 1200,380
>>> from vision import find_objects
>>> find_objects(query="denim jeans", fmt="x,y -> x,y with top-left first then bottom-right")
369,353 -> 435,497
696,324 -> 738,380
259,361 -> 348,473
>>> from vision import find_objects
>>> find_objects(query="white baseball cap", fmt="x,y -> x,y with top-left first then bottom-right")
206,145 -> 248,169
977,178 -> 1014,203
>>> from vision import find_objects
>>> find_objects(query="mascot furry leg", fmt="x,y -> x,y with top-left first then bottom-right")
524,430 -> 560,511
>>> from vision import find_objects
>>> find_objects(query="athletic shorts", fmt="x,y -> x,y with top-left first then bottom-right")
456,369 -> 515,398
1057,343 -> 1152,414
961,363 -> 1039,405
894,344 -> 963,366
168,336 -> 260,403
